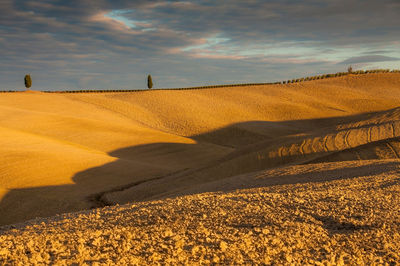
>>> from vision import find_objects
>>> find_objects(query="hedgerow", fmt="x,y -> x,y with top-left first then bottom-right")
1,69 -> 398,93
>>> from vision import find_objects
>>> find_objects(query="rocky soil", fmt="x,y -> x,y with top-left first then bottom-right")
1,160 -> 399,264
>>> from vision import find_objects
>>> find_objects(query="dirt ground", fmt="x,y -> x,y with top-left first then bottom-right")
1,159 -> 399,264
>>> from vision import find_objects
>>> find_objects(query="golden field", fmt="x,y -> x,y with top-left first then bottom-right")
0,73 -> 400,264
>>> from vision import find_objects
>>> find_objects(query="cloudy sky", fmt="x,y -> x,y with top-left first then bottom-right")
1,0 -> 400,90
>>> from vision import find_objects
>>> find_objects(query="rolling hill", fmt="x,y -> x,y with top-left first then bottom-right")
0,73 -> 400,264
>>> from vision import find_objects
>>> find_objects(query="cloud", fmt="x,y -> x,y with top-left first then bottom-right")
340,55 -> 400,64
0,0 -> 399,89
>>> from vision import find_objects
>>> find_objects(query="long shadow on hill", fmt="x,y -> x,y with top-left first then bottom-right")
1,108 -> 400,226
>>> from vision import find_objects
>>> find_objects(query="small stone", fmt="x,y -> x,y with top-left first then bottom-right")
220,241 -> 228,252
262,228 -> 270,235
163,229 -> 174,238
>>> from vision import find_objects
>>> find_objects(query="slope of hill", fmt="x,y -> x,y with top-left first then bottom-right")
0,73 -> 400,263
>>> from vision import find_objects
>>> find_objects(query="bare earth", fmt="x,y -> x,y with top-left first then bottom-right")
1,73 -> 400,264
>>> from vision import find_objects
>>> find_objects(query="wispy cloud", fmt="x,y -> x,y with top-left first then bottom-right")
340,55 -> 400,64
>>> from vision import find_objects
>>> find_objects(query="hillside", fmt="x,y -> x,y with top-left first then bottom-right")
0,73 -> 400,263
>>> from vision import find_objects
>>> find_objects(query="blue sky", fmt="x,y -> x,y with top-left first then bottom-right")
1,0 -> 400,90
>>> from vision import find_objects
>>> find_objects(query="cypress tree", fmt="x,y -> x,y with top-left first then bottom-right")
24,74 -> 32,90
347,66 -> 353,73
147,74 -> 153,89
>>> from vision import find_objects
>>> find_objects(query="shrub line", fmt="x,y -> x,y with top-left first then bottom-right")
1,69 -> 399,93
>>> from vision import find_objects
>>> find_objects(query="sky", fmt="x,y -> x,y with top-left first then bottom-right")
1,0 -> 400,90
